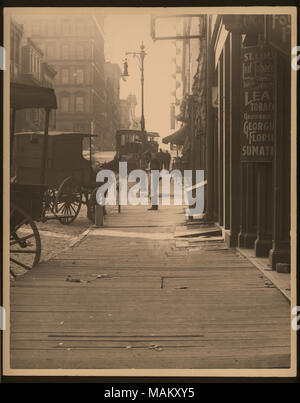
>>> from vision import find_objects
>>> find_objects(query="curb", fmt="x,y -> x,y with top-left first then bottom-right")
40,227 -> 92,263
236,247 -> 291,303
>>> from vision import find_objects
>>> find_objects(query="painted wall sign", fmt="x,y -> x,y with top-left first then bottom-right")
241,45 -> 275,162
222,15 -> 264,34
267,15 -> 291,57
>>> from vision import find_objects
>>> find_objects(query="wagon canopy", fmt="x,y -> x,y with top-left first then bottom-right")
10,82 -> 57,110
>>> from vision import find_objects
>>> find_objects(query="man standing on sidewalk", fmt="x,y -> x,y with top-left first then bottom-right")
148,151 -> 160,210
164,150 -> 171,170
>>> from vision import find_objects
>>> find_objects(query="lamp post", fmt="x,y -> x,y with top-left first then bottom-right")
122,42 -> 147,132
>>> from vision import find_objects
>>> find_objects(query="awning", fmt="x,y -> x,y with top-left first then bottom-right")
162,124 -> 188,145
14,131 -> 97,137
10,82 -> 57,110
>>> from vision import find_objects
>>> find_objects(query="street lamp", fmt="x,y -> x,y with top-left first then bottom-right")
122,42 -> 147,132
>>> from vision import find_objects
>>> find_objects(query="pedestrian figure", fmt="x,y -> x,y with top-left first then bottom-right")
164,150 -> 171,170
148,151 -> 160,210
158,148 -> 165,170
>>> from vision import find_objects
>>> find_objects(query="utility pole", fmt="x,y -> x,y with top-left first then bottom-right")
123,42 -> 147,132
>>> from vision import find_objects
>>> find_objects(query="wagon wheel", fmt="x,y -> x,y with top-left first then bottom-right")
55,176 -> 82,225
41,187 -> 56,220
87,188 -> 97,223
10,203 -> 41,276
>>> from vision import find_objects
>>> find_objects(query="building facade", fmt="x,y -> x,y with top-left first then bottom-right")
119,94 -> 138,130
205,14 -> 291,270
10,18 -> 57,132
159,13 -> 292,272
103,62 -> 121,150
15,15 -> 107,149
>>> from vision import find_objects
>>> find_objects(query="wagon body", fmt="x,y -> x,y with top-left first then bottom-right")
13,131 -> 95,188
115,129 -> 159,169
10,183 -> 48,226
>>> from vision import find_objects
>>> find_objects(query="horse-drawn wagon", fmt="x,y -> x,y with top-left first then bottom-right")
10,83 -> 99,275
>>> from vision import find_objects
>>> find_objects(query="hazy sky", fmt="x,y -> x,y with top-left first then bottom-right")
104,14 -> 175,139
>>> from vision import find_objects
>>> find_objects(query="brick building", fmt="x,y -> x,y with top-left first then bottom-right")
14,15 -> 108,149
119,94 -> 138,130
103,61 -> 121,150
10,18 -> 57,132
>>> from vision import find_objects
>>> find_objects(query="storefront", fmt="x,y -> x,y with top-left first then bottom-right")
207,15 -> 291,269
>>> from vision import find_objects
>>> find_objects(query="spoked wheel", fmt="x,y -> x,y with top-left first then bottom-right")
55,176 -> 82,225
10,203 -> 41,277
41,187 -> 56,221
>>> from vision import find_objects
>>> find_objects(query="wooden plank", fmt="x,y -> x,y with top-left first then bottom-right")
10,350 -> 290,369
11,331 -> 290,341
9,201 -> 291,370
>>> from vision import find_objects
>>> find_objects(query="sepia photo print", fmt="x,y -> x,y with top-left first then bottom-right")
2,6 -> 298,377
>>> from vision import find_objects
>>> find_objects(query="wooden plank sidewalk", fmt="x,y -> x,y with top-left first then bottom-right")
10,204 -> 291,369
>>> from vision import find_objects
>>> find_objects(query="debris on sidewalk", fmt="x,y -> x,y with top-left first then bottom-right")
149,344 -> 163,351
66,275 -> 82,283
264,280 -> 275,288
65,274 -> 110,283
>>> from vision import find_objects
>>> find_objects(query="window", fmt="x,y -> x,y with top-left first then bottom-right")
61,45 -> 69,59
15,37 -> 20,64
62,20 -> 72,36
74,123 -> 87,132
30,108 -> 39,124
10,33 -> 15,63
61,68 -> 69,84
32,23 -> 40,35
77,45 -> 84,59
75,96 -> 84,112
60,96 -> 70,113
48,21 -> 56,36
76,21 -> 84,34
75,69 -> 84,84
46,45 -> 55,58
